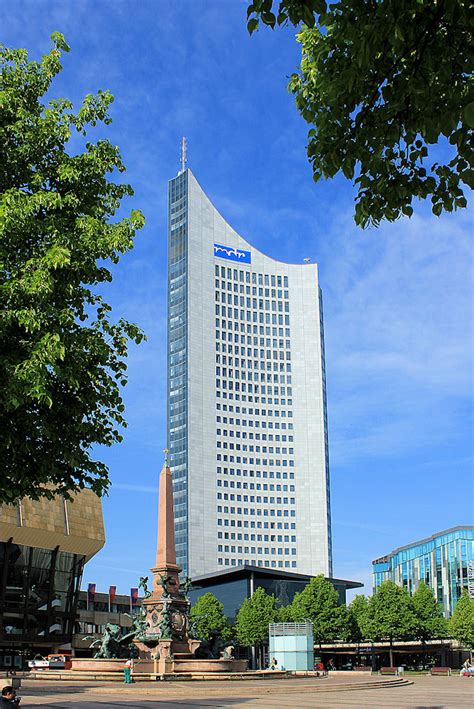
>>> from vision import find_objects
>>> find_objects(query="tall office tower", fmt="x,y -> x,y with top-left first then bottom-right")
167,167 -> 332,579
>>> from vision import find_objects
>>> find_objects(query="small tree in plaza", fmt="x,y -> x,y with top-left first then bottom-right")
235,587 -> 278,668
412,582 -> 447,640
289,575 -> 350,648
189,592 -> 232,641
449,590 -> 474,654
347,594 -> 369,643
412,581 -> 448,666
364,581 -> 416,666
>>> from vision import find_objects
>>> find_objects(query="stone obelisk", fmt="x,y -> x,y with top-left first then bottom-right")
140,451 -> 197,668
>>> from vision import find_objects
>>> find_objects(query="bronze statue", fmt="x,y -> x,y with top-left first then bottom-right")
158,601 -> 172,638
158,573 -> 171,598
138,576 -> 152,599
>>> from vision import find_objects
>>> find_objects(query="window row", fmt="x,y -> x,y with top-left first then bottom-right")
218,545 -> 296,556
215,297 -> 289,313
217,507 -> 297,518
216,311 -> 290,326
218,558 -> 297,569
214,266 -> 288,289
217,493 -> 295,504
217,480 -> 295,491
216,281 -> 289,299
218,531 -> 296,542
217,468 -> 294,479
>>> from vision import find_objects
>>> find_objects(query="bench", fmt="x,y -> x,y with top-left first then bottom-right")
430,667 -> 451,676
353,666 -> 372,672
380,667 -> 398,675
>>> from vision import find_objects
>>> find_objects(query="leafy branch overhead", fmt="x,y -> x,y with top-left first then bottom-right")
247,0 -> 473,227
0,34 -> 145,503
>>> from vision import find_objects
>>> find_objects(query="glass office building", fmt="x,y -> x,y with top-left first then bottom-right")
373,526 -> 474,616
167,168 -> 332,579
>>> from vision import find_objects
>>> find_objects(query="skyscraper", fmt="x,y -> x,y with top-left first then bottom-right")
167,167 -> 332,579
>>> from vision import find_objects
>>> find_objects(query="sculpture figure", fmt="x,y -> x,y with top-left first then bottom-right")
180,577 -> 193,598
138,576 -> 152,599
83,623 -> 135,659
158,573 -> 171,598
158,601 -> 172,638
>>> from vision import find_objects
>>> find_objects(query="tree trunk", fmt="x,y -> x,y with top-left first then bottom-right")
251,645 -> 256,669
389,639 -> 393,667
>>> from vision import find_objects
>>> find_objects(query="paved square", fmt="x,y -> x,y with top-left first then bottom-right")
8,675 -> 474,708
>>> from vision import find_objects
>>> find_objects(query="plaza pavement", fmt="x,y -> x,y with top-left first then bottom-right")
9,675 -> 474,708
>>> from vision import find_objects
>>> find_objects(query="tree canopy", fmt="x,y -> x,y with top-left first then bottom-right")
248,0 -> 473,227
449,589 -> 474,649
347,593 -> 369,643
189,592 -> 232,641
412,581 -> 447,642
364,581 -> 416,665
235,587 -> 278,648
288,575 -> 349,644
0,34 -> 145,503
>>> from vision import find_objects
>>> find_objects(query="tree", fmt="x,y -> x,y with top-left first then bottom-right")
0,35 -> 145,503
412,582 -> 447,641
347,594 -> 369,643
289,575 -> 350,647
248,1 -> 473,227
449,590 -> 474,652
189,592 -> 232,641
364,581 -> 416,666
412,582 -> 447,666
235,587 -> 278,667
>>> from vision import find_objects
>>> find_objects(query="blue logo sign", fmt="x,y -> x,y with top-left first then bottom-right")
214,243 -> 251,264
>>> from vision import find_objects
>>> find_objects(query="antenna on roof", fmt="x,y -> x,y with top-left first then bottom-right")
179,137 -> 187,174
303,257 -> 311,263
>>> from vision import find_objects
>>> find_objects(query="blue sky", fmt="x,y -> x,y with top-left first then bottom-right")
4,1 -> 473,599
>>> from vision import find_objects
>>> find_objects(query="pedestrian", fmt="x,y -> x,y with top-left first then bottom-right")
123,657 -> 134,684
270,657 -> 278,670
460,658 -> 471,677
0,687 -> 20,706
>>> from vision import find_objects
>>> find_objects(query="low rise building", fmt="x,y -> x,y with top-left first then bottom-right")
72,589 -> 142,657
189,564 -> 362,623
0,491 -> 105,669
373,526 -> 474,616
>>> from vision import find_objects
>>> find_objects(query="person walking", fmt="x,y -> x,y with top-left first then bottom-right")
123,657 -> 134,684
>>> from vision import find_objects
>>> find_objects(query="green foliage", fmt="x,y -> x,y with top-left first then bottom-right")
449,590 -> 474,649
347,594 -> 369,642
0,34 -> 145,503
249,0 -> 473,227
235,587 -> 278,647
189,592 -> 232,641
289,575 -> 350,644
246,0 -> 324,33
412,581 -> 448,641
365,581 -> 416,643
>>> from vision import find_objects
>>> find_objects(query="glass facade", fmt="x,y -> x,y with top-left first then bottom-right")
0,541 -> 84,646
167,170 -> 189,575
373,527 -> 474,616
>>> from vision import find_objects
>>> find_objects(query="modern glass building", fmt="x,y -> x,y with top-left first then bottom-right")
373,526 -> 474,616
167,168 -> 332,579
0,490 -> 105,667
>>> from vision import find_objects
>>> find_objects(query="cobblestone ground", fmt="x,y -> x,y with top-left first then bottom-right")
9,675 -> 474,708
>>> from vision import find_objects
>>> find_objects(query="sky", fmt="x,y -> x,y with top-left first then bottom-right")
4,0 -> 473,600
